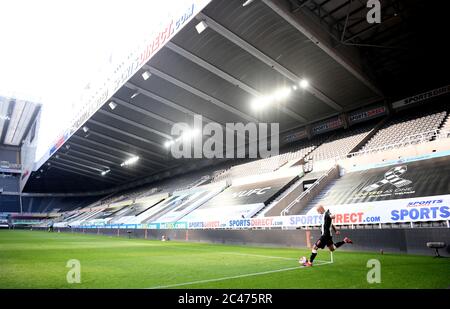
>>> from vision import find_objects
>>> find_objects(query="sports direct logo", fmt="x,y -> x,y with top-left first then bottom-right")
333,212 -> 364,224
165,115 -> 279,159
406,199 -> 443,207
332,212 -> 381,224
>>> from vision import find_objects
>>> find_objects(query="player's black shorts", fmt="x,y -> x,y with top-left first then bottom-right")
315,235 -> 333,249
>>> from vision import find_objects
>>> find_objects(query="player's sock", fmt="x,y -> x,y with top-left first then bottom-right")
334,241 -> 345,248
309,250 -> 318,263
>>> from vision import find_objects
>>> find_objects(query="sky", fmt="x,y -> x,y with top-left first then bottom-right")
0,0 -> 200,161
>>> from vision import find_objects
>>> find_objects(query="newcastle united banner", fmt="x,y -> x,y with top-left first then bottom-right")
181,177 -> 297,220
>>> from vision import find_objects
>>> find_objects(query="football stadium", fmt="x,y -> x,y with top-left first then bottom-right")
1,0 -> 450,295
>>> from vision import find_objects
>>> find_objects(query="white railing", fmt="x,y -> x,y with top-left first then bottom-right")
281,165 -> 338,216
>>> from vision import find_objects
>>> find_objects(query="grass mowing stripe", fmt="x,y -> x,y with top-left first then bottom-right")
2,230 -> 449,288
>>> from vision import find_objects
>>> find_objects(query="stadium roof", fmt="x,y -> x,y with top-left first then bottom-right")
0,97 -> 40,147
294,0 -> 450,96
24,0 -> 449,193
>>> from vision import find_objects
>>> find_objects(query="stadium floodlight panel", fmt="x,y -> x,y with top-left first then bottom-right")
130,91 -> 140,99
299,79 -> 309,89
195,21 -> 208,34
120,156 -> 139,167
251,97 -> 270,110
142,70 -> 151,80
273,87 -> 291,101
101,169 -> 110,176
181,128 -> 200,141
164,140 -> 174,148
108,101 -> 117,110
251,87 -> 291,110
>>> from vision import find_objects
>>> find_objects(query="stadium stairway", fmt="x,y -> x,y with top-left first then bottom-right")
299,178 -> 340,215
253,176 -> 305,217
280,165 -> 340,216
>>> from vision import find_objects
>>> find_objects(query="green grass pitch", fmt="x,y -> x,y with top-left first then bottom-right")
0,230 -> 449,289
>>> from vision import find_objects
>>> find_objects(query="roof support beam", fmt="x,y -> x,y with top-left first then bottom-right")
97,109 -> 172,140
320,0 -> 351,20
112,97 -> 175,126
50,161 -> 118,184
49,165 -> 110,183
86,129 -> 173,168
58,152 -> 135,180
165,42 -> 308,123
125,82 -> 215,124
68,139 -> 160,173
63,143 -> 161,178
70,135 -> 165,171
60,152 -> 137,178
59,153 -> 110,171
61,148 -> 143,178
260,0 -> 383,97
331,1 -> 366,26
143,64 -> 259,122
124,82 -> 246,141
68,141 -> 135,164
87,119 -> 169,162
291,0 -> 314,12
53,157 -> 127,182
196,12 -> 344,112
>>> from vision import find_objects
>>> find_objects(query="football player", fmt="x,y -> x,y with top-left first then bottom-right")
301,205 -> 353,267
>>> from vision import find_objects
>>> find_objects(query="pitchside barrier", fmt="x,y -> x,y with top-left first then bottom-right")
73,193 -> 450,230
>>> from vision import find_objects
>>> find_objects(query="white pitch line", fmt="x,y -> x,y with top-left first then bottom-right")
298,261 -> 333,269
148,261 -> 333,289
221,252 -> 332,264
148,266 -> 300,289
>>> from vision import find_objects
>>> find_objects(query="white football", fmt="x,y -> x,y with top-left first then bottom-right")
299,256 -> 307,264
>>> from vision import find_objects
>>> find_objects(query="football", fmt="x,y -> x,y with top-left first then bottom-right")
299,256 -> 307,265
